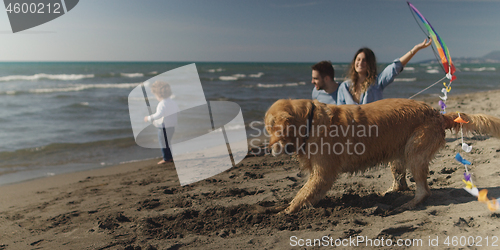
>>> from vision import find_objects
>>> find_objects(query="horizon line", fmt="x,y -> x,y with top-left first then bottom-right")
0,60 -> 451,64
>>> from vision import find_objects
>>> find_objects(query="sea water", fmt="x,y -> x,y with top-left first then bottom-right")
0,61 -> 498,185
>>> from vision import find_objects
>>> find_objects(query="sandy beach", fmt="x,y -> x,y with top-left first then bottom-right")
2,90 -> 500,249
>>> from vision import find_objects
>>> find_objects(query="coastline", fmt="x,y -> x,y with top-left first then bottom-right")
2,89 -> 500,249
0,61 -> 497,188
0,158 -> 160,212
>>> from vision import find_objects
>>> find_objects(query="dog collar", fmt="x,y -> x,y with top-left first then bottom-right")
306,102 -> 315,139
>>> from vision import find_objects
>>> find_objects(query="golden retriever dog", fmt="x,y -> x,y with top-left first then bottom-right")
265,98 -> 500,214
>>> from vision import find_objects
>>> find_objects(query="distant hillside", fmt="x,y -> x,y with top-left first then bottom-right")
483,51 -> 500,61
419,51 -> 500,64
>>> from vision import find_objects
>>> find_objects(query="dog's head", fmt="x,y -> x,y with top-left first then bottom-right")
264,99 -> 315,156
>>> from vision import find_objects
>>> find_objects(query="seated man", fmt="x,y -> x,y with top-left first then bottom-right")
311,61 -> 338,105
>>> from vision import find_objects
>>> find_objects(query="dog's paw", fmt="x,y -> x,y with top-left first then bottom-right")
268,204 -> 288,214
383,186 -> 410,196
281,205 -> 301,215
277,211 -> 287,216
382,188 -> 394,196
390,206 -> 410,215
278,208 -> 294,216
390,201 -> 418,215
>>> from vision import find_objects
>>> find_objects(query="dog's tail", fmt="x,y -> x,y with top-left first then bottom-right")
443,112 -> 500,138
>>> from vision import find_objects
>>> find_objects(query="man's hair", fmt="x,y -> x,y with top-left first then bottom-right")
151,81 -> 172,99
347,47 -> 377,94
311,61 -> 334,80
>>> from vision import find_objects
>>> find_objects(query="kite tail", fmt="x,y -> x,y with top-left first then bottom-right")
443,113 -> 500,138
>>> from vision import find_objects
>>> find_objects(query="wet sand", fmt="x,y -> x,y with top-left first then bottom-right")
2,90 -> 500,249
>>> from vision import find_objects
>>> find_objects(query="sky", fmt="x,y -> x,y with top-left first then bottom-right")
0,0 -> 499,62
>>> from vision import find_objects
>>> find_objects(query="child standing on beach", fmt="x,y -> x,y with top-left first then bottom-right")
144,81 -> 179,164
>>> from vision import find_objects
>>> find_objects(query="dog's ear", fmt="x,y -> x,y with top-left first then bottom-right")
268,112 -> 292,145
275,112 -> 292,134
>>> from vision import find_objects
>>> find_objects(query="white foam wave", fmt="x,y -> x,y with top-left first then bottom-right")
224,124 -> 246,131
404,67 -> 415,71
256,82 -> 306,88
219,73 -> 252,81
219,74 -> 246,81
121,73 -> 144,78
219,73 -> 265,81
394,78 -> 417,82
249,72 -> 264,78
219,76 -> 239,81
0,73 -> 95,82
29,83 -> 140,94
426,69 -> 440,74
471,67 -> 496,72
207,68 -> 224,73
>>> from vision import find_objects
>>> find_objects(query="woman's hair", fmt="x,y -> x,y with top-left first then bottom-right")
346,48 -> 377,95
151,81 -> 172,99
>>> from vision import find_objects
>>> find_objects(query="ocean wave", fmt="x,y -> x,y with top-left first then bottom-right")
197,124 -> 247,134
465,67 -> 496,72
256,82 -> 306,88
219,73 -> 265,81
426,69 -> 440,74
219,74 -> 246,81
404,67 -> 415,71
207,68 -> 224,73
120,73 -> 144,78
219,72 -> 256,81
63,102 -> 92,110
249,72 -> 264,78
33,83 -> 140,93
0,137 -> 137,166
224,124 -> 246,131
219,76 -> 239,81
0,83 -> 140,95
0,73 -> 95,82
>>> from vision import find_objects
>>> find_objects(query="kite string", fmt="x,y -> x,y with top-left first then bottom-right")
460,122 -> 464,145
459,119 -> 472,183
408,75 -> 447,99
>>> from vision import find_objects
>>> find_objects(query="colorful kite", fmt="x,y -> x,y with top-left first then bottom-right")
407,2 -> 456,103
407,1 -> 456,82
407,2 -> 497,212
